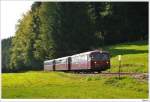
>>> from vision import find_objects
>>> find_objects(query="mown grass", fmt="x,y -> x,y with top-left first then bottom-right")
2,40 -> 149,98
2,71 -> 148,98
103,40 -> 148,73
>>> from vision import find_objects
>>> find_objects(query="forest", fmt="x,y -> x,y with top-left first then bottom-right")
2,2 -> 148,72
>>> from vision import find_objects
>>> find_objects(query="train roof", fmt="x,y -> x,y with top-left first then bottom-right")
55,56 -> 71,61
71,50 -> 109,57
44,59 -> 54,63
44,56 -> 70,62
44,50 -> 109,62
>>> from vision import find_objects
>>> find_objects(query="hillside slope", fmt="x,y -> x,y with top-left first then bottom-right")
103,40 -> 148,73
2,40 -> 148,98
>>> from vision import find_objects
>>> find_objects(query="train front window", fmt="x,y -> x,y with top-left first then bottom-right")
91,53 -> 109,61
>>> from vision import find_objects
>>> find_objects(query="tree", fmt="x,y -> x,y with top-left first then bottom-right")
9,7 -> 43,70
8,2 -> 148,72
88,2 -> 112,46
33,2 -> 56,61
2,37 -> 13,72
51,2 -> 96,57
10,11 -> 34,70
9,2 -> 55,71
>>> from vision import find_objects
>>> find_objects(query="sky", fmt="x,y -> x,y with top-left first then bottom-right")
1,1 -> 34,39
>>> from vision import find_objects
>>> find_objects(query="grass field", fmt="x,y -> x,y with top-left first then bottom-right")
104,40 -> 148,73
2,71 -> 148,98
2,40 -> 148,98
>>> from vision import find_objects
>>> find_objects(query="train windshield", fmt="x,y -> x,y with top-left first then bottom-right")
90,53 -> 109,61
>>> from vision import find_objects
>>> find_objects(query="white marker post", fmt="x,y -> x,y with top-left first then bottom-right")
118,55 -> 121,79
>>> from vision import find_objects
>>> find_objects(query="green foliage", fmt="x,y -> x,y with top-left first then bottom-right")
9,11 -> 38,70
6,2 -> 148,71
2,71 -> 148,98
33,2 -> 56,60
91,2 -> 148,45
2,37 -> 13,72
51,2 -> 97,57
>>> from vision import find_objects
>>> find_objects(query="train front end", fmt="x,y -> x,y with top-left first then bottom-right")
90,50 -> 110,71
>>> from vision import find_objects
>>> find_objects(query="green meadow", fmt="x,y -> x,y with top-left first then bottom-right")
104,40 -> 148,73
2,41 -> 148,98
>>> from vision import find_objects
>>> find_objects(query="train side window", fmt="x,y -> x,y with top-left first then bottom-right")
58,60 -> 61,64
59,60 -> 62,64
85,55 -> 87,60
88,54 -> 91,61
50,61 -> 53,65
44,61 -> 53,65
82,55 -> 85,61
82,55 -> 84,61
75,56 -> 79,63
81,55 -> 86,61
56,60 -> 60,64
77,56 -> 80,62
81,55 -> 83,62
77,56 -> 80,63
87,56 -> 90,61
79,55 -> 82,62
75,56 -> 78,63
72,56 -> 76,63
84,55 -> 87,61
61,59 -> 66,64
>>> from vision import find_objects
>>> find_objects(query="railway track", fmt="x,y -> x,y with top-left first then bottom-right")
100,72 -> 148,75
100,72 -> 148,79
74,72 -> 149,80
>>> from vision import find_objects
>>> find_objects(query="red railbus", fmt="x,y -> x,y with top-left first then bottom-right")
89,50 -> 110,71
44,60 -> 55,71
70,50 -> 110,72
44,50 -> 110,72
55,57 -> 69,71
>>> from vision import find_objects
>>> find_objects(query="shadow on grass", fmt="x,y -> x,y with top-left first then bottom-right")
102,40 -> 148,58
107,40 -> 148,47
108,49 -> 148,58
123,40 -> 148,46
2,69 -> 43,73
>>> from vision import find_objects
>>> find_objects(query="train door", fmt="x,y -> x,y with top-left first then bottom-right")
53,60 -> 55,71
87,54 -> 91,69
68,57 -> 71,71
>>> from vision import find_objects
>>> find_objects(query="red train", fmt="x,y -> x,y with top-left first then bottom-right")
44,50 -> 110,72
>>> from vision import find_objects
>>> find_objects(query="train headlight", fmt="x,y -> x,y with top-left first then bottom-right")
106,61 -> 109,64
